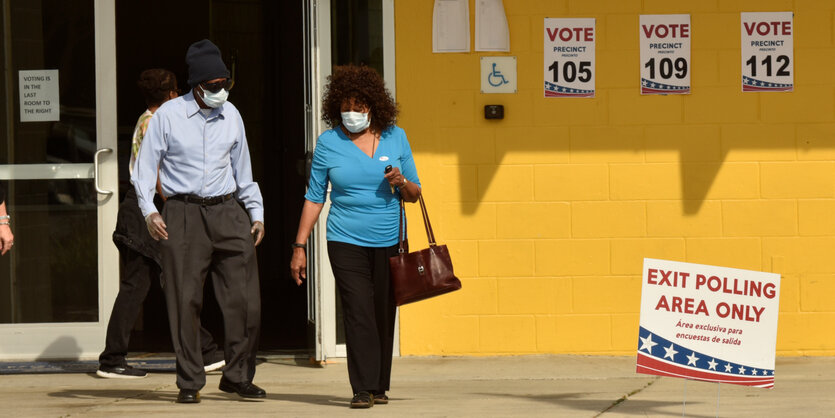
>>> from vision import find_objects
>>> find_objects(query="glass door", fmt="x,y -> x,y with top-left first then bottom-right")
308,0 -> 396,360
0,0 -> 118,360
303,0 -> 326,363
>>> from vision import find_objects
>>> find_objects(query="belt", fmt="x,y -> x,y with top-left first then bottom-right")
168,193 -> 234,206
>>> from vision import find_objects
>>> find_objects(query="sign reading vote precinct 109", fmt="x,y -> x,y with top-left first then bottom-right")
741,12 -> 794,92
640,14 -> 691,95
543,18 -> 595,98
637,258 -> 780,389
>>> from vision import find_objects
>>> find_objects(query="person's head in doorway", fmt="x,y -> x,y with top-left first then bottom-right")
186,39 -> 233,109
322,64 -> 398,135
137,68 -> 179,110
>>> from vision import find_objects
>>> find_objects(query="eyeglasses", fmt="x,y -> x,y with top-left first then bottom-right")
201,79 -> 234,93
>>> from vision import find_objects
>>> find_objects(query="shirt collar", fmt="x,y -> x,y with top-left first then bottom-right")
184,89 -> 225,120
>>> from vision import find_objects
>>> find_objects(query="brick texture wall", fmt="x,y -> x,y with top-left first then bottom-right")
395,0 -> 835,356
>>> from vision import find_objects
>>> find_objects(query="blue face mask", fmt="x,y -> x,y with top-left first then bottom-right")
341,111 -> 370,133
201,87 -> 228,108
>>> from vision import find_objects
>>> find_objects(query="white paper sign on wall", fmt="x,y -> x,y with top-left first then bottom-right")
741,12 -> 794,92
433,0 -> 470,53
481,56 -> 516,93
640,14 -> 691,95
543,18 -> 596,98
19,69 -> 60,122
475,0 -> 509,52
637,258 -> 780,389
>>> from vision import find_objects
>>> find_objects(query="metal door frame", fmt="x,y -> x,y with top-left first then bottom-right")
0,0 -> 119,360
307,0 -> 397,361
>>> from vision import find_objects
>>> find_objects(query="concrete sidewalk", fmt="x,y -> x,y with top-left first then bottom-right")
1,355 -> 832,417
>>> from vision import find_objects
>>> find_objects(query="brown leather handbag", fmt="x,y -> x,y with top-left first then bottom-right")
389,194 -> 461,306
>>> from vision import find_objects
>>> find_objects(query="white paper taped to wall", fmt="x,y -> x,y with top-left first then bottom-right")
475,0 -> 509,51
433,0 -> 470,53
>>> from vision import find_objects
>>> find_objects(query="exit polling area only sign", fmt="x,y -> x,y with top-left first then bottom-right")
637,258 -> 780,388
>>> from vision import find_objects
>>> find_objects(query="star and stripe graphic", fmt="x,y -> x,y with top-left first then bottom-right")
636,326 -> 774,388
641,78 -> 690,95
544,81 -> 595,97
742,75 -> 793,92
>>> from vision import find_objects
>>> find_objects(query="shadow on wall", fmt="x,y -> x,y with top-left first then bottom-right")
398,9 -> 834,217
428,119 -> 832,216
35,336 -> 83,369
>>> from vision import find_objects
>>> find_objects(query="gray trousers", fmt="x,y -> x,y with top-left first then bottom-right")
160,197 -> 260,390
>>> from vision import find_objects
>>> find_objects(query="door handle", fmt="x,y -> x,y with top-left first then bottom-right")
94,148 -> 113,196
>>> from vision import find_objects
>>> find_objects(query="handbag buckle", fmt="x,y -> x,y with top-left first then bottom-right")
417,265 -> 425,275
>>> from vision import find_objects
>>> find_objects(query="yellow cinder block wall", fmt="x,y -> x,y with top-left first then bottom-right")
395,0 -> 835,356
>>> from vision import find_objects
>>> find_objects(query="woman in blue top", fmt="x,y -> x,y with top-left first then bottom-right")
290,65 -> 421,408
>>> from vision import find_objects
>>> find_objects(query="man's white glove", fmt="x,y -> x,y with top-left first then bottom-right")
251,221 -> 264,246
146,213 -> 168,241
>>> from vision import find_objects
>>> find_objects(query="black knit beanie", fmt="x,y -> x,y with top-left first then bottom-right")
186,39 -> 230,87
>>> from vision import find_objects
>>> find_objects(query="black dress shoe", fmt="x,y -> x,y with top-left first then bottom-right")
218,376 -> 266,398
177,389 -> 200,404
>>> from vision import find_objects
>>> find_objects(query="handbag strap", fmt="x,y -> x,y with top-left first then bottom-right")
418,194 -> 436,246
397,198 -> 407,253
396,193 -> 436,254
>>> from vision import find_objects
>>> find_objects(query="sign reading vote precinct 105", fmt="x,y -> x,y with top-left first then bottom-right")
543,18 -> 595,98
741,12 -> 794,92
637,258 -> 780,389
640,14 -> 691,95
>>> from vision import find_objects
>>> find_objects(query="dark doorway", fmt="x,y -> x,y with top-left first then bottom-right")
114,0 -> 308,353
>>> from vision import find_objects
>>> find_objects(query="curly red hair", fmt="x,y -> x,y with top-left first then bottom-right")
322,65 -> 398,133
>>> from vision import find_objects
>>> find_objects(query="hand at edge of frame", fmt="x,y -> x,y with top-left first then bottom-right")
251,221 -> 265,246
289,247 -> 306,286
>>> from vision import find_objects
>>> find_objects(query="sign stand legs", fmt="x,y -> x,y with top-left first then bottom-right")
715,382 -> 721,418
681,378 -> 687,417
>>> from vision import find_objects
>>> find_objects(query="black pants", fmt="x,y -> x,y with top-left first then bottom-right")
160,197 -> 260,390
100,194 -> 219,368
328,241 -> 398,394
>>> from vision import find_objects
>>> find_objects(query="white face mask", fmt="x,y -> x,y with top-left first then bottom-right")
200,87 -> 228,108
341,111 -> 370,133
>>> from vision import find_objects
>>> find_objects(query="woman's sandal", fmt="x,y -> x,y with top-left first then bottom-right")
350,391 -> 374,408
373,393 -> 389,405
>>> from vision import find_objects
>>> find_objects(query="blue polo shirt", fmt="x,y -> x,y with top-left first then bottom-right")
305,125 -> 421,247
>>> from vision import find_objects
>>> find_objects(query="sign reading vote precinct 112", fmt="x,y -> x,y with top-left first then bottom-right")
741,12 -> 793,92
636,258 -> 780,388
640,14 -> 690,95
543,18 -> 595,98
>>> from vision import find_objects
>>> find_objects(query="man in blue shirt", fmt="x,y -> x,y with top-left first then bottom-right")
133,39 -> 265,404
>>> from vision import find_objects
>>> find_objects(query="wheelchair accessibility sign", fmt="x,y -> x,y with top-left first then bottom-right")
481,56 -> 516,93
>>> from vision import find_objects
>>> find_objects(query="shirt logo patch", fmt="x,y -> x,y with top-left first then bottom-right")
379,156 -> 390,161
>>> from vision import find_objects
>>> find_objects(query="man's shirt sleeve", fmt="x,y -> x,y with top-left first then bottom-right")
230,114 -> 264,223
